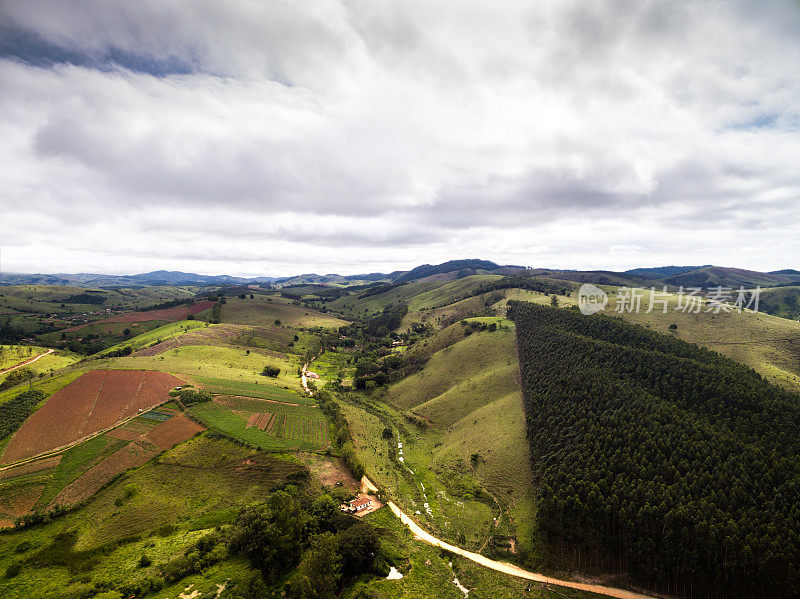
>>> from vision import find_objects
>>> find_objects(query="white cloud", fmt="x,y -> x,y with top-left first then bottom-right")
0,0 -> 799,275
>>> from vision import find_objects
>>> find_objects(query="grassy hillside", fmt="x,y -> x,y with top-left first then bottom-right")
98,344 -> 301,392
387,327 -> 518,426
0,435 -> 309,598
759,285 -> 800,320
662,265 -> 800,288
220,295 -> 348,328
0,285 -> 205,315
609,290 -> 800,392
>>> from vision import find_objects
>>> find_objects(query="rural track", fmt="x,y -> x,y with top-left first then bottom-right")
0,348 -> 54,375
362,476 -> 662,599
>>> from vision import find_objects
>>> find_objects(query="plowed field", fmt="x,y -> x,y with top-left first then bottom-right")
64,301 -> 215,331
144,414 -> 204,451
49,441 -> 157,507
1,370 -> 184,464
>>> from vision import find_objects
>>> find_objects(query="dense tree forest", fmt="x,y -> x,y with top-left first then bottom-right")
508,301 -> 800,598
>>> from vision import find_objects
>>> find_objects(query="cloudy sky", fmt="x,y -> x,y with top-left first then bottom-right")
1,0 -> 799,277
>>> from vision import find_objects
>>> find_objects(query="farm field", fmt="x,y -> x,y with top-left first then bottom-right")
132,322 -> 243,356
234,324 -> 320,356
0,285 -> 208,316
61,300 -> 215,334
0,436 -> 310,599
0,405 -> 204,522
105,343 -> 302,392
0,369 -> 184,464
221,294 -> 349,328
96,319 -> 208,356
194,375 -> 315,405
190,395 -> 332,451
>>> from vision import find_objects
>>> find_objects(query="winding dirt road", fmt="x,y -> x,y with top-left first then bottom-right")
0,348 -> 54,376
361,476 -> 659,599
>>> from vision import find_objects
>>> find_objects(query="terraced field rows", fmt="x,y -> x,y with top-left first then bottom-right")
244,410 -> 329,445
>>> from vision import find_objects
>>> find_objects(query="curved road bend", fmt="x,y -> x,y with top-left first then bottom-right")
361,477 -> 659,599
0,348 -> 54,376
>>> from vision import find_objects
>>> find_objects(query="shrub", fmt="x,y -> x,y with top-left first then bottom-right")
261,365 -> 280,378
4,562 -> 21,578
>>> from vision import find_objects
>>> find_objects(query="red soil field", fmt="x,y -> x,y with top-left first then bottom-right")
1,370 -> 184,465
143,414 -> 204,451
0,484 -> 45,517
65,301 -> 216,332
50,441 -> 157,507
0,455 -> 62,480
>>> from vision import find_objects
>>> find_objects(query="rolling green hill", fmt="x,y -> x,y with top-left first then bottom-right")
759,285 -> 800,321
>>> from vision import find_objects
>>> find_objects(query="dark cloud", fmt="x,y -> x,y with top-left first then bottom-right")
1,0 -> 799,275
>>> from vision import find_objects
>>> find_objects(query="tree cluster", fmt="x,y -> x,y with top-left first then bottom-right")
228,488 -> 383,598
509,301 -> 800,598
0,389 -> 44,440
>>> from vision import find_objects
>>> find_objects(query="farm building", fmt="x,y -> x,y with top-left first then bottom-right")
342,496 -> 373,513
306,371 -> 320,379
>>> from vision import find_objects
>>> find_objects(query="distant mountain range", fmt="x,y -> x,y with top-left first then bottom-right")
2,261 -> 798,289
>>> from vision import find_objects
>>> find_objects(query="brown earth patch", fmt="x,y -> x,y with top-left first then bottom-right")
1,369 -> 184,464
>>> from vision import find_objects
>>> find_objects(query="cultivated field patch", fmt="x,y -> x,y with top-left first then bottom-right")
196,376 -> 315,405
143,413 -> 204,451
134,323 -> 243,356
49,441 -> 157,507
190,395 -> 330,451
1,369 -> 184,464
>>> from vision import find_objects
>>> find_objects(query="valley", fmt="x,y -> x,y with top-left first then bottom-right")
0,261 -> 798,598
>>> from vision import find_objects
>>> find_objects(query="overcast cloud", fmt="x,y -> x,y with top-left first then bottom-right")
1,0 -> 799,276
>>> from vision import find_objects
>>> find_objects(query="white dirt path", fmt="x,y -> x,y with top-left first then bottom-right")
361,476 -> 661,599
0,348 -> 54,376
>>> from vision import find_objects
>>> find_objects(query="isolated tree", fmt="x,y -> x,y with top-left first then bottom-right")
550,295 -> 559,308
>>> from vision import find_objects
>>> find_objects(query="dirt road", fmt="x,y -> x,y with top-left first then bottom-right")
301,363 -> 311,395
0,348 -> 54,376
361,476 -> 659,599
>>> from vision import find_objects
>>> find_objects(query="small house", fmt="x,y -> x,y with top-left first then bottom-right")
348,496 -> 373,513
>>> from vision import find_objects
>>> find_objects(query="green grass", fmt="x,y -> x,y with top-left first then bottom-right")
95,319 -> 207,355
0,346 -> 47,371
387,329 -> 518,422
234,325 -> 320,356
607,289 -> 800,393
354,507 -> 605,599
0,369 -> 85,406
221,295 -> 349,328
757,285 -> 800,321
0,348 -> 80,389
0,436 -> 307,598
190,397 -> 331,451
406,275 -> 503,311
193,375 -> 315,405
97,343 -> 303,392
0,285 -> 208,315
35,434 -> 128,509
327,281 -> 444,317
